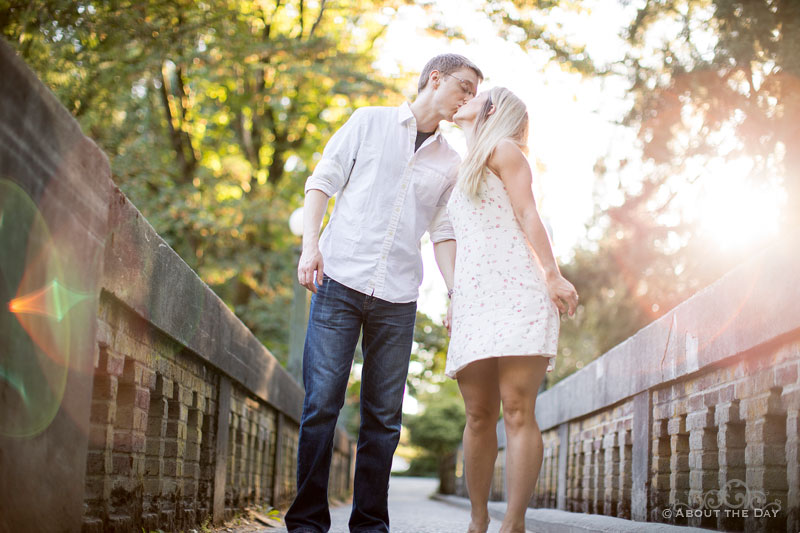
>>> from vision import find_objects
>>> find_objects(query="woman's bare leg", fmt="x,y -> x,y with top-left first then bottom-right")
457,359 -> 501,533
497,356 -> 550,533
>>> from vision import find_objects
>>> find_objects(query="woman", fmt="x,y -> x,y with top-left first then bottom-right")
442,87 -> 578,533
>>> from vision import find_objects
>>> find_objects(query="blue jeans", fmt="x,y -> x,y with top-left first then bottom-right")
284,276 -> 416,533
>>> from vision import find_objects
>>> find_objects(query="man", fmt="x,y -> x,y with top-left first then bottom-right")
285,54 -> 483,533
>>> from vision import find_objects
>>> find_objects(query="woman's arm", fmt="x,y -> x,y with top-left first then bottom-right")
488,139 -> 578,316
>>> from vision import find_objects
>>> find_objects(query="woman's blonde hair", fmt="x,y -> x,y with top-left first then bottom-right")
459,86 -> 529,197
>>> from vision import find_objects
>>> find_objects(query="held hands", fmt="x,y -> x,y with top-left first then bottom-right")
297,245 -> 324,293
546,273 -> 579,317
443,302 -> 453,335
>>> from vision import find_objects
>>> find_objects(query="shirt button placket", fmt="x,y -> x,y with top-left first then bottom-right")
373,154 -> 414,298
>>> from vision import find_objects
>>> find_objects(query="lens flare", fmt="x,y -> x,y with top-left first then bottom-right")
0,366 -> 28,405
0,179 -> 78,437
9,279 -> 90,322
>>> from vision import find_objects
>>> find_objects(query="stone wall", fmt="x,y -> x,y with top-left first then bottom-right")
0,40 -> 353,533
0,37 -> 110,533
455,238 -> 800,532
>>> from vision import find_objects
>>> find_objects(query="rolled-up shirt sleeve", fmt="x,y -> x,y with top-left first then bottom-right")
428,178 -> 457,242
304,108 -> 365,197
428,204 -> 456,243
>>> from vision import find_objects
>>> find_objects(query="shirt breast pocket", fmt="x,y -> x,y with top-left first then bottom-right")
413,168 -> 447,208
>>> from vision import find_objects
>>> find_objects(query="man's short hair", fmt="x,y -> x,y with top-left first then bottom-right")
418,54 -> 484,93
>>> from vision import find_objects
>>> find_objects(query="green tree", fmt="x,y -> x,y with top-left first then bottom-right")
572,0 -> 800,364
625,0 -> 800,228
408,310 -> 450,394
2,0 -> 412,361
485,0 -> 799,385
405,393 -> 465,494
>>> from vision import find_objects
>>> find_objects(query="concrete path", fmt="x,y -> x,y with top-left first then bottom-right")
219,477 -> 711,533
435,494 -> 713,533
264,476 -> 506,533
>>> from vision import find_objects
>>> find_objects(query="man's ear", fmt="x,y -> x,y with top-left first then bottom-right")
430,70 -> 441,90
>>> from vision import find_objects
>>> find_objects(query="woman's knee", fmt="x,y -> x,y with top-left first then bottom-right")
464,404 -> 499,434
498,357 -> 547,432
500,395 -> 537,432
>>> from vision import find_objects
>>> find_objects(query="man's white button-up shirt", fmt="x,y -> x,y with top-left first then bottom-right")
305,101 -> 460,303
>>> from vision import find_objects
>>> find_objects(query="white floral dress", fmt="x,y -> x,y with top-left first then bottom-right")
445,171 -> 560,378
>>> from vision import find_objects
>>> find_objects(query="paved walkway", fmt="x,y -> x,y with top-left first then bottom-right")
217,477 -> 709,533
264,476 -> 506,533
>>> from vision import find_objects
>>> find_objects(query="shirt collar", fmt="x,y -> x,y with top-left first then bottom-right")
398,101 -> 444,143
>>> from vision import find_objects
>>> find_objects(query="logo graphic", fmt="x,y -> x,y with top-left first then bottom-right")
661,479 -> 782,520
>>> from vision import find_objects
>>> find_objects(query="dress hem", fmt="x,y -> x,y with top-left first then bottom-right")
445,352 -> 556,380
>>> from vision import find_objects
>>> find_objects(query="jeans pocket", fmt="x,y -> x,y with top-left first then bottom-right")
314,273 -> 329,290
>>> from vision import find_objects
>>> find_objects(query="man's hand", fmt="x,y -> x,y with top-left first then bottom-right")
298,246 -> 324,293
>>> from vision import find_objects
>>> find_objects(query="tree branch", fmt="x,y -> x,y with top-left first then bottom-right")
297,0 -> 305,39
262,0 -> 284,40
308,0 -> 327,39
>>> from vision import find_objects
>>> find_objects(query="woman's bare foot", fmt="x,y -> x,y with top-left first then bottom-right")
467,513 -> 490,533
498,521 -> 526,533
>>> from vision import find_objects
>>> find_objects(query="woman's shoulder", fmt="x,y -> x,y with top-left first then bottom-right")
487,138 -> 527,176
492,138 -> 525,159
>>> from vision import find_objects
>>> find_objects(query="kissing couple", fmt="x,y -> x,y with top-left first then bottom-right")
285,53 -> 579,533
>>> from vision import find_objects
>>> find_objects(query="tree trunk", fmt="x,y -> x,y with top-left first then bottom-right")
158,64 -> 196,184
158,68 -> 189,182
268,137 -> 288,185
437,451 -> 457,495
232,276 -> 252,310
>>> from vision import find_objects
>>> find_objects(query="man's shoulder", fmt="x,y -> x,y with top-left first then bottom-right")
435,136 -> 462,175
350,105 -> 397,121
437,135 -> 460,157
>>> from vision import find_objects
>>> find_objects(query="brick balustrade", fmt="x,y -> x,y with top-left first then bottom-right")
455,238 -> 800,532
0,40 -> 353,533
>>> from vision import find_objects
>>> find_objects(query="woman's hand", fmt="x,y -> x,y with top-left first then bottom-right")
546,273 -> 578,317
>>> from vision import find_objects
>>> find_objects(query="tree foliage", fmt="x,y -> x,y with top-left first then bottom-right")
408,310 -> 450,393
491,0 -> 799,380
404,391 -> 465,493
7,0 -> 795,411
406,396 -> 465,456
603,0 -> 800,334
625,0 -> 800,226
2,0 -> 411,361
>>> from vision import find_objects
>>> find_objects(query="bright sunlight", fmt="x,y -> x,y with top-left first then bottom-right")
690,157 -> 784,251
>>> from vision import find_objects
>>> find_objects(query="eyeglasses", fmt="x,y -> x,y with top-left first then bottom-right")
444,73 -> 476,97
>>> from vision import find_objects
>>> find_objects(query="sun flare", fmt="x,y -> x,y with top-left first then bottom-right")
691,158 -> 784,251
